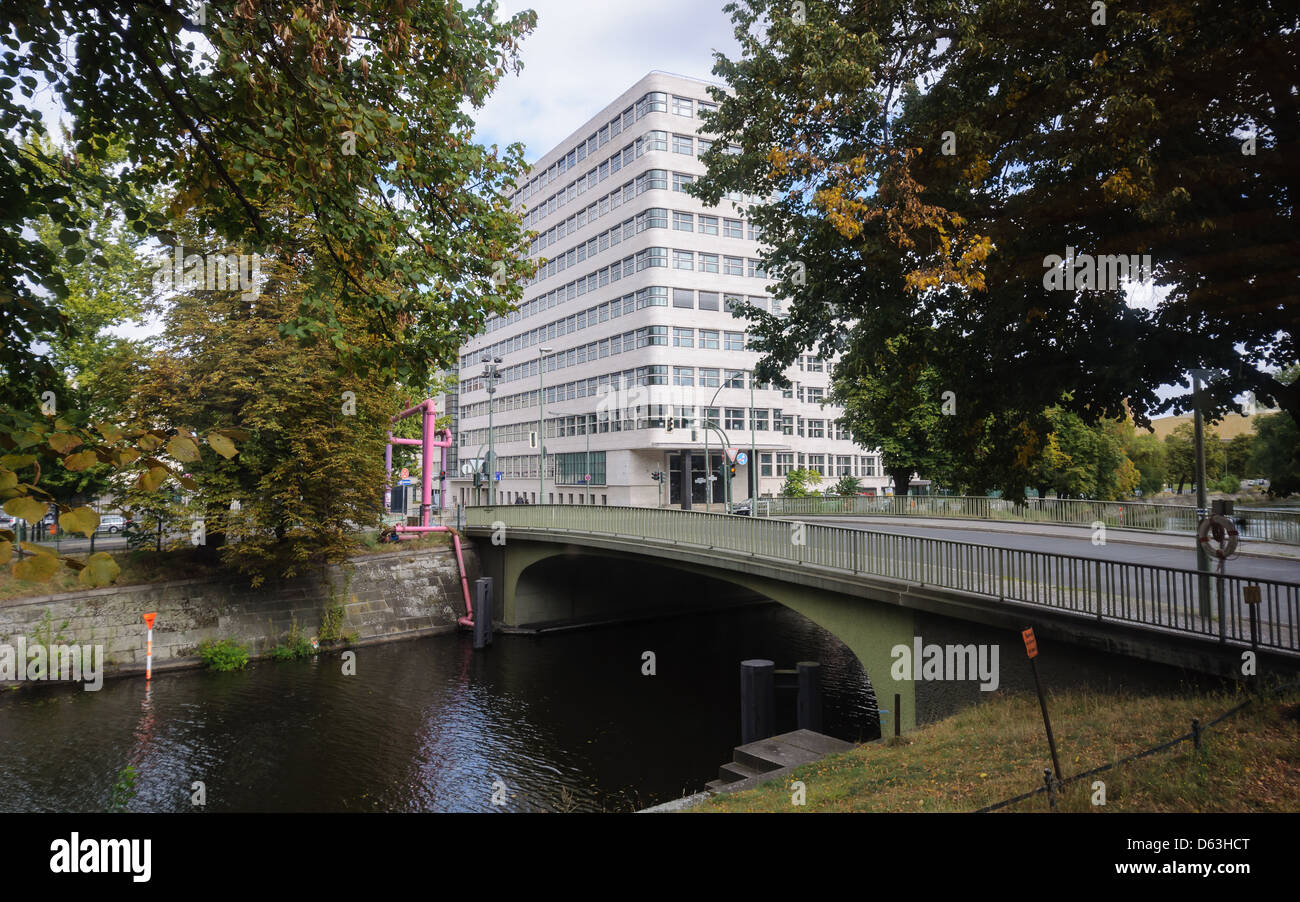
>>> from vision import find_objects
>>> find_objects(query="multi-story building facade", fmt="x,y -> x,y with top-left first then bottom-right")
452,72 -> 892,508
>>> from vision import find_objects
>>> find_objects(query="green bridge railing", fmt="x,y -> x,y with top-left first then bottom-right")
727,495 -> 1300,546
466,504 -> 1300,655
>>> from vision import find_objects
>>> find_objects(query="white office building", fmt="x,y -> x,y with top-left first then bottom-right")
453,72 -> 892,508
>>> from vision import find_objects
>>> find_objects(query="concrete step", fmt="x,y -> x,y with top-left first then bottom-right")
719,761 -> 766,783
733,729 -> 853,772
704,779 -> 728,792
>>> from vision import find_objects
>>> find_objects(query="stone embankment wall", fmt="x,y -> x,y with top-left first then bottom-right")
0,543 -> 481,684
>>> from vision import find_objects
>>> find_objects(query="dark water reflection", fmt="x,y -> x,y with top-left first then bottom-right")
0,604 -> 876,812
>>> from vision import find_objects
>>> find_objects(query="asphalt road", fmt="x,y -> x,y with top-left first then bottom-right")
811,518 -> 1300,585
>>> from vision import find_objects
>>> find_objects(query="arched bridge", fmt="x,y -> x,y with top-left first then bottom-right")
465,505 -> 1300,730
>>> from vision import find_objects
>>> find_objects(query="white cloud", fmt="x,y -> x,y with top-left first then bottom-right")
472,0 -> 741,162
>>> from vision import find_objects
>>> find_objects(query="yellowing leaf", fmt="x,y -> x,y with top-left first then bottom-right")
78,552 -> 120,588
63,450 -> 100,472
0,468 -> 16,490
59,506 -> 99,538
167,434 -> 200,462
207,431 -> 238,459
96,422 -> 124,443
4,496 -> 48,524
139,466 -> 169,492
48,432 -> 82,454
113,447 -> 140,467
0,454 -> 36,469
0,540 -> 11,565
14,550 -> 59,581
138,433 -> 163,452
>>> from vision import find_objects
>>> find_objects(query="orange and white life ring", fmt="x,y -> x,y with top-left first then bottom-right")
1196,513 -> 1239,559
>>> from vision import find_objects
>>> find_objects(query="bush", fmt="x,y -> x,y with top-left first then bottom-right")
270,620 -> 315,661
1213,474 -> 1241,494
198,638 -> 250,672
833,476 -> 862,496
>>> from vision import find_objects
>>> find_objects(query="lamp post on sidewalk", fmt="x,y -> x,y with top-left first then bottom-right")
538,347 -> 552,504
483,357 -> 502,506
1190,368 -> 1214,618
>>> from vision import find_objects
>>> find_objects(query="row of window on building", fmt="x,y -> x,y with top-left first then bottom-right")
462,287 -> 779,373
459,406 -> 855,448
529,197 -> 759,261
516,91 -> 720,210
528,234 -> 767,290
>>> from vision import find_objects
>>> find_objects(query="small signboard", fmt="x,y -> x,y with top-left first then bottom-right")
1022,627 -> 1038,659
398,478 -> 412,486
736,451 -> 748,466
584,474 -> 591,483
1243,585 -> 1262,606
495,472 -> 503,482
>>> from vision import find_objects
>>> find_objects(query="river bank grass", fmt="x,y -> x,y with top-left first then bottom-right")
696,682 -> 1300,812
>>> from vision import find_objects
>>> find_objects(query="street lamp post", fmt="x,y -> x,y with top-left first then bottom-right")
538,347 -> 552,504
1191,368 -> 1213,617
749,370 -> 757,517
483,357 -> 502,506
703,373 -> 739,513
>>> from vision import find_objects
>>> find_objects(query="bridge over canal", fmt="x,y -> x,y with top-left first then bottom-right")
465,506 -> 1300,730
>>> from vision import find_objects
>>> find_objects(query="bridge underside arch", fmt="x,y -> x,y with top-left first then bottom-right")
481,539 -> 918,731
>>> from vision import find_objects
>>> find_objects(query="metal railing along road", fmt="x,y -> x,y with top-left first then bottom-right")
729,495 -> 1300,546
466,504 -> 1300,654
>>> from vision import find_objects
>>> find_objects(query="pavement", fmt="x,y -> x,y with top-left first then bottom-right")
796,516 -> 1300,584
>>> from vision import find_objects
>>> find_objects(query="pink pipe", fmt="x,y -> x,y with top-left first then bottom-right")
395,523 -> 475,626
388,396 -> 474,627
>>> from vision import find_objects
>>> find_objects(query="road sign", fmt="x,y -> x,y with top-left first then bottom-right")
725,447 -> 738,462
495,472 -> 503,482
584,474 -> 591,483
735,451 -> 748,466
398,478 -> 412,486
460,462 -> 476,476
1022,627 -> 1038,658
142,612 -> 157,630
399,468 -> 409,479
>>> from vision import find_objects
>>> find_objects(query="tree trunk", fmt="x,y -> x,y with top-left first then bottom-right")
888,467 -> 911,497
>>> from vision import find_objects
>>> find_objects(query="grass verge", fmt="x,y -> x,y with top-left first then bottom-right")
695,682 -> 1300,812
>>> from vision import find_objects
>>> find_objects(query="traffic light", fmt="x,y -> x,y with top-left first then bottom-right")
665,417 -> 675,433
439,470 -> 446,480
650,471 -> 661,482
473,472 -> 482,488
729,464 -> 736,477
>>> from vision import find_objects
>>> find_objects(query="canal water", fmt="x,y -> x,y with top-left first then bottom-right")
0,604 -> 877,813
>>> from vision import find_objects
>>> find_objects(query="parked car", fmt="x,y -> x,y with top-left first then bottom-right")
99,514 -> 126,534
0,513 -> 15,529
730,498 -> 772,516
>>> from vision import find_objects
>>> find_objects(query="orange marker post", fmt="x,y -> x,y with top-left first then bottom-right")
143,612 -> 157,681
1023,626 -> 1060,785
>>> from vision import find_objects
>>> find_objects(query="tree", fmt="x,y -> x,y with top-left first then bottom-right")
692,0 -> 1298,474
833,475 -> 862,496
781,468 -> 820,498
1127,433 -> 1168,496
1251,413 -> 1300,497
1225,434 -> 1256,480
3,0 -> 537,393
129,244 -> 400,584
1164,424 -> 1197,495
830,332 -> 955,497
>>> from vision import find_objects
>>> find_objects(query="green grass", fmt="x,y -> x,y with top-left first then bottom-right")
695,683 -> 1300,812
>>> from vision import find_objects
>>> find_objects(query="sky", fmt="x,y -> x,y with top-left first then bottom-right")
470,0 -> 742,163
